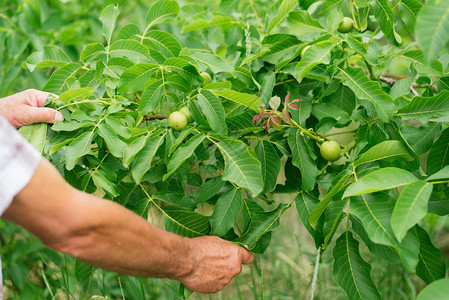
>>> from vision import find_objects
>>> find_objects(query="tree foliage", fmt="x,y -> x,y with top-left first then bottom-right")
10,0 -> 449,298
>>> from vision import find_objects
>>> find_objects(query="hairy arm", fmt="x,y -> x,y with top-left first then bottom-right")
2,159 -> 253,293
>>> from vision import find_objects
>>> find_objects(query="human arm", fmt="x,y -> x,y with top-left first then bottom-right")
2,159 -> 253,293
0,89 -> 64,128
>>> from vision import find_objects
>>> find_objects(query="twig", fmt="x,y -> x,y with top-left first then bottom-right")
144,114 -> 168,120
379,74 -> 438,95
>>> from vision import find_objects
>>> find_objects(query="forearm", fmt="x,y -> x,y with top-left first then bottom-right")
3,159 -> 193,280
4,159 -> 253,293
51,190 -> 194,279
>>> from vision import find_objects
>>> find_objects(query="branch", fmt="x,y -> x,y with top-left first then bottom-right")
144,114 -> 168,120
379,74 -> 439,95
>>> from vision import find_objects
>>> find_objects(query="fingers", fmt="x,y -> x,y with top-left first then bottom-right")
26,107 -> 64,125
23,89 -> 57,107
238,247 -> 254,265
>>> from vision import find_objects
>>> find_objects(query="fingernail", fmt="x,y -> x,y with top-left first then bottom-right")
54,112 -> 64,122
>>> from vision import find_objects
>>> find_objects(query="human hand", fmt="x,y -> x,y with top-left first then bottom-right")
178,236 -> 254,294
0,89 -> 63,128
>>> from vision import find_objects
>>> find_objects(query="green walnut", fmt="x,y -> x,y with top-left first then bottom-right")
200,72 -> 212,86
179,106 -> 193,123
338,17 -> 354,33
320,141 -> 341,161
168,111 -> 188,131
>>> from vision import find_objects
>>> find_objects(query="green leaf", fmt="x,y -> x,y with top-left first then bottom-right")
350,193 -> 396,246
287,11 -> 327,36
267,0 -> 297,33
427,165 -> 449,181
287,128 -> 317,192
98,123 -> 127,158
403,122 -> 442,155
416,278 -> 449,300
372,0 -> 395,43
75,260 -> 95,293
191,52 -> 234,75
118,63 -> 159,93
295,192 -> 321,236
143,30 -> 181,58
321,0 -> 344,14
123,133 -> 150,168
100,5 -> 119,45
92,172 -> 118,197
311,102 -> 351,125
398,0 -> 423,33
210,188 -> 243,237
193,176 -> 225,204
344,168 -> 417,197
197,90 -> 228,135
238,203 -> 289,250
43,63 -> 81,94
351,215 -> 401,264
139,80 -> 165,114
216,139 -> 263,196
163,57 -> 200,84
26,45 -> 72,72
132,134 -> 165,183
416,226 -> 446,284
397,91 -> 449,123
332,231 -> 381,300
416,0 -> 449,63
117,24 -> 141,40
398,229 -> 420,273
309,172 -> 352,230
391,181 -> 433,242
338,67 -> 394,122
66,131 -> 96,170
153,192 -> 195,209
294,39 -> 341,82
427,128 -> 449,175
19,123 -> 47,154
255,140 -> 281,194
163,207 -> 210,238
58,88 -> 94,103
80,43 -> 107,63
398,50 -> 442,76
258,72 -> 276,107
213,90 -> 261,112
145,0 -> 180,28
164,133 -> 206,180
109,39 -> 150,61
169,127 -> 194,155
105,116 -> 131,139
355,140 -> 414,166
182,15 -> 240,33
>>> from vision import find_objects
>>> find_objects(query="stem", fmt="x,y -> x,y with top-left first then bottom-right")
144,114 -> 168,120
56,99 -> 110,111
290,119 -> 325,142
351,0 -> 361,30
249,0 -> 263,31
317,162 -> 331,176
310,246 -> 321,300
367,26 -> 380,46
365,59 -> 375,78
348,0 -> 358,30
428,180 -> 449,185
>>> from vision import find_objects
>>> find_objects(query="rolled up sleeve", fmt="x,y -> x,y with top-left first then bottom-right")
0,116 -> 41,216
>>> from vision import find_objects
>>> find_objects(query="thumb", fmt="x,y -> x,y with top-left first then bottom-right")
26,107 -> 64,125
239,247 -> 254,265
